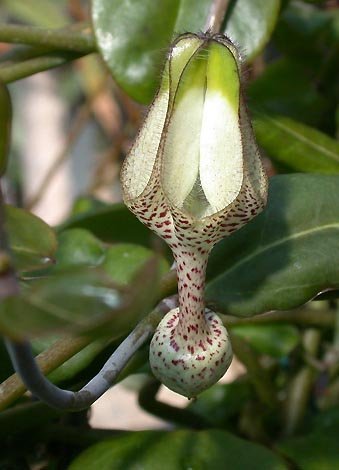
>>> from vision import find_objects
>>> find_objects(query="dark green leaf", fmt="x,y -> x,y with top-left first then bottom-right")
231,324 -> 299,357
253,113 -> 339,173
4,205 -> 57,272
273,1 -> 337,64
206,174 -> 339,316
59,203 -> 153,246
92,0 -> 182,103
102,243 -> 169,285
248,58 -> 329,127
188,381 -> 251,427
0,259 -> 159,339
56,228 -> 105,268
277,426 -> 339,470
0,81 -> 11,177
223,0 -> 281,61
69,429 -> 286,469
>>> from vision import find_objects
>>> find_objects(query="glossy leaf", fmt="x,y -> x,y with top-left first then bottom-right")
4,205 -> 57,272
0,81 -> 11,177
69,429 -> 286,469
231,324 -> 299,357
102,243 -> 169,286
56,228 -> 105,268
0,260 -> 159,339
253,113 -> 339,173
224,0 -> 281,61
277,427 -> 339,470
92,0 -> 182,103
60,203 -> 153,246
206,174 -> 339,316
92,0 -> 280,103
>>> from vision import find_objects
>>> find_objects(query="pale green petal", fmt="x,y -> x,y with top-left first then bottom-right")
161,48 -> 206,210
200,42 -> 243,213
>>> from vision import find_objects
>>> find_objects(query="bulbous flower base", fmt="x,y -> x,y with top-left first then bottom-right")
149,307 -> 233,398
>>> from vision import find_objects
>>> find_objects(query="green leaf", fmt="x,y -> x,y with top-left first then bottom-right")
56,229 -> 105,268
102,243 -> 169,286
248,58 -> 329,127
59,203 -> 153,246
206,174 -> 339,316
231,324 -> 299,357
4,205 -> 57,272
277,427 -> 339,470
0,260 -> 159,339
188,381 -> 251,427
0,81 -> 12,177
69,430 -> 286,470
273,1 -> 337,64
253,113 -> 339,173
223,0 -> 281,61
92,0 -> 182,103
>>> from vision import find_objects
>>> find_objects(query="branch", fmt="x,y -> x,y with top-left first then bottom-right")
282,329 -> 321,436
221,307 -> 335,328
5,319 -> 153,411
0,23 -> 96,54
138,379 -> 210,429
205,0 -> 230,33
0,51 -> 87,83
230,334 -> 278,409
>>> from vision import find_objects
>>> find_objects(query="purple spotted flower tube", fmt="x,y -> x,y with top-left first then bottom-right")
121,33 -> 268,398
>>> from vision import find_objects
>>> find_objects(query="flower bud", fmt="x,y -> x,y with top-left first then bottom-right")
121,33 -> 267,398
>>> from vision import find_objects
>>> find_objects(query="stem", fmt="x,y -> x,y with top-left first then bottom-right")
221,308 -> 335,328
138,379 -> 210,429
231,334 -> 278,409
0,45 -> 58,65
0,52 -> 87,83
205,0 -> 230,33
26,101 -> 92,210
283,329 -> 321,436
0,24 -> 96,54
5,321 -> 152,411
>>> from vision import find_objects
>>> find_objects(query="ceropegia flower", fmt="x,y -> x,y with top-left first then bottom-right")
121,33 -> 268,398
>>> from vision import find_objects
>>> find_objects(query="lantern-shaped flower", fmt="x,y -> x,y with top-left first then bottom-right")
121,33 -> 268,398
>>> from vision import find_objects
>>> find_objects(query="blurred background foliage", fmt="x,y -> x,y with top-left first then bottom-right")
0,0 -> 339,468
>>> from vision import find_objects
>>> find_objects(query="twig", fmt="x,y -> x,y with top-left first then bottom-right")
0,23 -> 96,54
0,336 -> 91,411
282,329 -> 321,436
230,334 -> 278,409
0,52 -> 86,83
205,0 -> 230,33
138,379 -> 210,429
5,319 -> 153,411
220,308 -> 335,328
26,102 -> 92,210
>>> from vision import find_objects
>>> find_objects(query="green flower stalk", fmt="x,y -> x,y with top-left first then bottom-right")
121,33 -> 268,398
